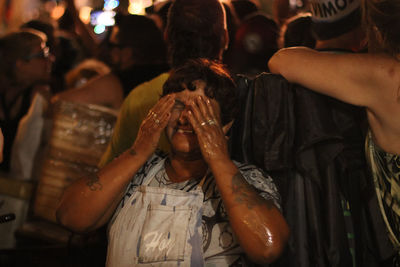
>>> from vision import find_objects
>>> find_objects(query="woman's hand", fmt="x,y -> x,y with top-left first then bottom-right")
186,95 -> 231,165
132,94 -> 175,158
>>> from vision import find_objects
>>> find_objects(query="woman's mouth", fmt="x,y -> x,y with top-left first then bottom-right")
176,128 -> 195,134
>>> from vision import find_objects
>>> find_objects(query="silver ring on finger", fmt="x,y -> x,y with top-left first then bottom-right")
207,119 -> 216,125
200,121 -> 207,126
154,119 -> 160,124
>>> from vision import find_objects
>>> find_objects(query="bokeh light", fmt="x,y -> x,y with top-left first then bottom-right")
79,6 -> 93,24
94,24 -> 106,34
104,0 -> 120,11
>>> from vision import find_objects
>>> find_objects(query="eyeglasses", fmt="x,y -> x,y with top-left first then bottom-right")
23,46 -> 50,61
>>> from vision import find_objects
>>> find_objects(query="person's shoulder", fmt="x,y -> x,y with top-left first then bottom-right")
234,161 -> 271,180
119,72 -> 169,117
81,72 -> 123,97
91,72 -> 121,86
134,151 -> 167,180
125,72 -> 170,100
145,151 -> 166,167
234,161 -> 282,208
358,53 -> 400,92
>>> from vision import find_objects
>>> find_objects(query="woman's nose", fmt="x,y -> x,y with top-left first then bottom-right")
177,108 -> 189,125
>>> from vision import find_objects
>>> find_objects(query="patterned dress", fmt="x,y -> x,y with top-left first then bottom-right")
113,152 -> 282,266
365,131 -> 400,255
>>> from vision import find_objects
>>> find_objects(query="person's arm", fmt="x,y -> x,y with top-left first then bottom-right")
51,73 -> 124,109
268,47 -> 400,110
65,0 -> 99,56
56,94 -> 175,233
186,96 -> 289,264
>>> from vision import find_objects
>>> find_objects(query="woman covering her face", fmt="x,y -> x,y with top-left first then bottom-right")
57,59 -> 289,266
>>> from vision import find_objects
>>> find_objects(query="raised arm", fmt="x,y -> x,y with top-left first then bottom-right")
56,94 -> 175,233
64,0 -> 99,57
268,47 -> 400,110
186,96 -> 289,264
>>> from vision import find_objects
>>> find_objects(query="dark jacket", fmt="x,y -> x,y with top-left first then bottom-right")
230,73 -> 396,267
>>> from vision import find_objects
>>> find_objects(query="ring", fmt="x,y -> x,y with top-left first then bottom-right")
154,119 -> 160,124
149,111 -> 157,118
200,121 -> 207,126
207,119 -> 216,125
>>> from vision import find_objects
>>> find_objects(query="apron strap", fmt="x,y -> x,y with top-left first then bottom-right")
142,158 -> 167,186
142,157 -> 210,192
197,169 -> 210,189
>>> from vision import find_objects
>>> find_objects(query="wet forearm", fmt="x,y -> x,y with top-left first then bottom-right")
210,160 -> 289,264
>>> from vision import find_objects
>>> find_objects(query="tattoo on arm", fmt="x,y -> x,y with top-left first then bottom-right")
86,173 -> 103,191
231,172 -> 273,210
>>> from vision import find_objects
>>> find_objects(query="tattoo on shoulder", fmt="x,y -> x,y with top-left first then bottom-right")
86,173 -> 103,191
231,172 -> 273,210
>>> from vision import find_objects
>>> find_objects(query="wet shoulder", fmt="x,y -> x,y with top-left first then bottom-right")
234,161 -> 282,210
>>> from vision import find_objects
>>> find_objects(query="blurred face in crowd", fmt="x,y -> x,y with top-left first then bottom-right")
108,26 -> 133,70
16,40 -> 53,85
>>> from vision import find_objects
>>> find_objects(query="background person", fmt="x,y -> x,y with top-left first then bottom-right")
269,0 -> 400,262
52,13 -> 168,110
98,0 -> 231,165
0,30 -> 53,172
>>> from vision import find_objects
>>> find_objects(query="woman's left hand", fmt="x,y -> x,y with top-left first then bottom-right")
186,95 -> 231,165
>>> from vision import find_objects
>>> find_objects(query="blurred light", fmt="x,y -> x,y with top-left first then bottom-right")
97,11 -> 116,26
128,0 -> 153,15
104,0 -> 119,10
51,4 -> 66,20
94,24 -> 106,34
142,0 -> 153,7
79,6 -> 93,24
128,2 -> 144,15
90,10 -> 116,26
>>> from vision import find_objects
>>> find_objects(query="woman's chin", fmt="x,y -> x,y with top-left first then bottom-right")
171,146 -> 202,160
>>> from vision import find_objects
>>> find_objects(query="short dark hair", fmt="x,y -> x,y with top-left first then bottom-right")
166,0 -> 227,68
20,20 -> 56,51
162,58 -> 238,125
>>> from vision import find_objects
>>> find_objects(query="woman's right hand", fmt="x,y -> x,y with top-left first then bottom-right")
132,94 -> 175,158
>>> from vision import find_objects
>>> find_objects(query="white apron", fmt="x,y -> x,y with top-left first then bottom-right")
107,159 -> 205,267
